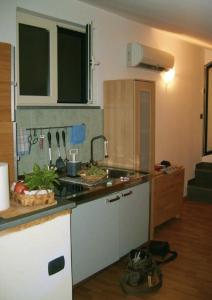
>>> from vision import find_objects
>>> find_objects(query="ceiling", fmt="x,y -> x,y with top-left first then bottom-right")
78,0 -> 212,48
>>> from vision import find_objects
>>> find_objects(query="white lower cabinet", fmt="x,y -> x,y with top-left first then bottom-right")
71,194 -> 119,284
119,183 -> 149,257
71,182 -> 149,284
0,213 -> 72,300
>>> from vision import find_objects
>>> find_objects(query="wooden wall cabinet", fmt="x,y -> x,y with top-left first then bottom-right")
103,79 -> 155,172
0,42 -> 16,182
151,167 -> 185,232
0,43 -> 12,122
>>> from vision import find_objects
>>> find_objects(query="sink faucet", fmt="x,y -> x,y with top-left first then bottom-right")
90,135 -> 108,165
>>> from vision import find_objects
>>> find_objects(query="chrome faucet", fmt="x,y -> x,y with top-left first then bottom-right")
90,135 -> 108,165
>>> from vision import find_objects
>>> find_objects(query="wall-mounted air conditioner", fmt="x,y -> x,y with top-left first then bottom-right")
127,42 -> 174,71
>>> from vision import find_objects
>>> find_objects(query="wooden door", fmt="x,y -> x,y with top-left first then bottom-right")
134,80 -> 155,172
104,80 -> 135,169
104,79 -> 155,170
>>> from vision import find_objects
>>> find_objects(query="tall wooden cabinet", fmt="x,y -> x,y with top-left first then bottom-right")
0,43 -> 12,122
0,42 -> 16,182
103,79 -> 155,172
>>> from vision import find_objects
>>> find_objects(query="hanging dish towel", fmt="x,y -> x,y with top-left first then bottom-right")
17,128 -> 29,156
70,124 -> 86,144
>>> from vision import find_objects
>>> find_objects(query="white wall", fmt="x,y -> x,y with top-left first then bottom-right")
204,49 -> 212,64
0,0 -> 206,187
0,1 -> 16,44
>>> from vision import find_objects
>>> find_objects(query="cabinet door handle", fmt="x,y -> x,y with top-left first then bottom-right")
122,190 -> 133,197
106,195 -> 120,203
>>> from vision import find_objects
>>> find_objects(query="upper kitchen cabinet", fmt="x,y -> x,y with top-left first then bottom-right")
16,11 -> 94,106
0,43 -> 12,122
104,79 -> 155,172
0,42 -> 16,183
0,122 -> 16,183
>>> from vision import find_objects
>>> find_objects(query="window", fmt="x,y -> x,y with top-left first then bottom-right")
57,26 -> 87,103
19,23 -> 50,96
17,11 -> 92,105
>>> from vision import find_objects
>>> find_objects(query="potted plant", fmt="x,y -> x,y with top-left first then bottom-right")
13,164 -> 59,206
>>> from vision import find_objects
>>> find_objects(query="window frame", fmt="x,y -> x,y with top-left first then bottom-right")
16,10 -> 92,106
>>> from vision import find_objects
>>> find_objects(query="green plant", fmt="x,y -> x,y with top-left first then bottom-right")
24,164 -> 59,191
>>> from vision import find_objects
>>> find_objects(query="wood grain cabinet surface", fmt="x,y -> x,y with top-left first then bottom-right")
0,42 -> 11,122
103,79 -> 155,172
0,42 -> 15,182
151,167 -> 185,231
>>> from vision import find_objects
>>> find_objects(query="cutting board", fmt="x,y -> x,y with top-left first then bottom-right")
0,199 -> 57,219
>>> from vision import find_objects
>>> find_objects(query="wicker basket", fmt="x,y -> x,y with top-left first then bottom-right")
11,191 -> 55,206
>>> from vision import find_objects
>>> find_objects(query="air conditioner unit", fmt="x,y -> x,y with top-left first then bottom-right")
127,42 -> 174,71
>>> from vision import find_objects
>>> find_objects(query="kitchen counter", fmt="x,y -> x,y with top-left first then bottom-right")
0,196 -> 76,232
0,172 -> 149,232
64,172 -> 149,205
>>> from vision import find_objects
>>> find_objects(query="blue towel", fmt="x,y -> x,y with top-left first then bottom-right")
70,124 -> 86,144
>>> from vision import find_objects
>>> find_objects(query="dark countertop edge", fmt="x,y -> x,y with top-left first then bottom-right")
0,201 -> 76,231
16,105 -> 101,109
0,176 -> 149,232
71,176 -> 150,206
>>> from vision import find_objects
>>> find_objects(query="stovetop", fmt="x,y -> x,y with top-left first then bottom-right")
54,179 -> 90,201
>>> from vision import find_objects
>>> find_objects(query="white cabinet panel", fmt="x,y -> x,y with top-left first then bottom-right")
119,182 -> 150,257
71,194 -> 119,284
0,214 -> 72,300
71,182 -> 150,284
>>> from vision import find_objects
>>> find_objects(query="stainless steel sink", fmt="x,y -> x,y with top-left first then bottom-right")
105,167 -> 136,178
59,166 -> 147,189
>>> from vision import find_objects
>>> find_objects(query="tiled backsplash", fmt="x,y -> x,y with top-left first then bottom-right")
16,107 -> 104,175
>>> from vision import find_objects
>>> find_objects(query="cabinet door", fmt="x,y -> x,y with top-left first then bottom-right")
71,194 -> 119,284
119,183 -> 150,257
153,168 -> 184,227
0,214 -> 72,300
104,79 -> 155,171
0,42 -> 12,122
0,122 -> 16,182
103,80 -> 135,169
134,80 -> 155,172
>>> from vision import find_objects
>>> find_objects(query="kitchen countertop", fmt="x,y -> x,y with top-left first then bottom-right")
0,172 -> 149,232
67,173 -> 149,205
0,197 -> 76,231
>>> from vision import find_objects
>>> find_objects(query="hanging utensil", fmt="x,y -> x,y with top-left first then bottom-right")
28,129 -> 33,154
55,131 -> 66,172
39,129 -> 45,150
47,131 -> 53,169
28,129 -> 38,154
33,129 -> 38,144
62,130 -> 68,163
